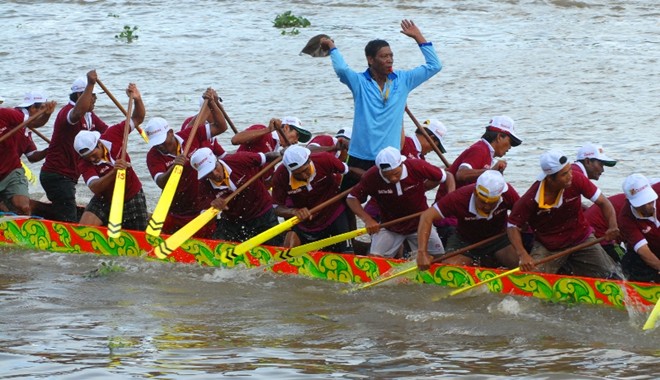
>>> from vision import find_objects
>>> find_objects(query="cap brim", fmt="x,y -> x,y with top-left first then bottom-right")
147,132 -> 168,148
630,189 -> 658,208
293,127 -> 312,143
438,142 -> 447,154
510,135 -> 522,147
599,159 -> 616,167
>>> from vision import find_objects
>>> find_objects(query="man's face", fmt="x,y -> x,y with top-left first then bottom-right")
548,164 -> 573,189
207,162 -> 224,182
281,125 -> 300,146
493,134 -> 512,157
81,144 -> 104,165
368,46 -> 394,76
584,159 -> 605,180
154,131 -> 176,155
381,166 -> 403,184
474,194 -> 500,215
634,201 -> 655,218
291,161 -> 312,182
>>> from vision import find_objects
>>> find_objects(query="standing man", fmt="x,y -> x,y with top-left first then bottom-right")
320,19 -> 442,188
346,146 -> 454,258
507,150 -> 619,278
573,143 -> 617,181
0,92 -> 56,215
448,116 -> 522,189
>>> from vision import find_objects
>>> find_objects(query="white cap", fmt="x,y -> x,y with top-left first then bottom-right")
18,91 -> 48,108
423,119 -> 448,153
73,130 -> 101,157
486,115 -> 522,147
335,128 -> 352,140
190,147 -> 218,180
375,146 -> 406,172
576,143 -> 616,167
475,170 -> 508,201
144,117 -> 173,148
623,173 -> 658,208
280,116 -> 312,143
283,145 -> 311,172
538,149 -> 569,180
70,77 -> 87,94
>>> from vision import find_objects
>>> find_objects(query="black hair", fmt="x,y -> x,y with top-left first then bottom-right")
481,129 -> 504,143
70,92 -> 80,103
365,39 -> 390,58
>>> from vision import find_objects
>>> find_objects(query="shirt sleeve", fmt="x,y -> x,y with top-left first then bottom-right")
401,43 -> 442,90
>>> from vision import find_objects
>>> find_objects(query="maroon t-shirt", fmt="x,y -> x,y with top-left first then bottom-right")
0,108 -> 26,177
16,130 -> 38,157
618,183 -> 660,254
585,193 -> 627,241
272,152 -> 348,232
349,158 -> 445,234
401,136 -> 422,160
508,170 -> 600,250
237,124 -> 279,154
42,102 -> 109,180
448,139 -> 493,188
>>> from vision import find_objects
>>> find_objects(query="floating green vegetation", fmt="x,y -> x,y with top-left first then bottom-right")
84,261 -> 126,278
107,13 -> 119,18
273,11 -> 310,36
115,25 -> 139,43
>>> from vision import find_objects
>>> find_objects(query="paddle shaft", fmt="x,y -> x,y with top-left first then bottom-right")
96,78 -> 148,141
119,97 -> 134,161
404,106 -> 451,168
0,107 -> 48,145
182,99 -> 208,155
27,126 -> 51,144
217,100 -> 239,134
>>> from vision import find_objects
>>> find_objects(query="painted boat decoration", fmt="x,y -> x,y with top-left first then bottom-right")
0,215 -> 657,310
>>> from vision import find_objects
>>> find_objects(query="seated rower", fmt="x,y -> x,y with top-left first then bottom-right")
508,150 -> 619,278
417,170 -> 520,270
272,146 -> 359,253
190,148 -> 283,245
584,192 -> 628,263
306,127 -> 351,161
180,88 -> 229,134
346,146 -> 455,258
573,143 -> 617,181
401,118 -> 447,160
618,174 -> 660,282
74,84 -> 148,230
144,116 -> 226,237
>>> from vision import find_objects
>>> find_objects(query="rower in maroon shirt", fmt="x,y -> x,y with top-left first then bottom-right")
618,174 -> 660,282
272,146 -> 359,253
572,143 -> 617,181
417,170 -> 520,270
144,116 -> 227,237
507,149 -> 619,278
347,146 -> 455,258
190,147 -> 283,246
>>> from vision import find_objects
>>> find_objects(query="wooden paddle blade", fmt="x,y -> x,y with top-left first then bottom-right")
300,34 -> 331,57
153,207 -> 220,259
274,227 -> 367,262
136,126 -> 149,144
222,217 -> 300,263
642,298 -> 660,330
107,169 -> 127,238
146,165 -> 183,237
351,261 -> 418,292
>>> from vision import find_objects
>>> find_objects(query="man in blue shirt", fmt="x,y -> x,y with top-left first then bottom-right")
320,19 -> 442,189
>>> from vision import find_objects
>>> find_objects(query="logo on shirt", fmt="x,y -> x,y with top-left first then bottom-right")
642,226 -> 651,234
378,189 -> 394,194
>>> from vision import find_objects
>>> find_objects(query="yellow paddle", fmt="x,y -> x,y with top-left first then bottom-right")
271,211 -> 424,263
21,161 -> 37,184
642,298 -> 660,330
145,100 -> 209,237
448,236 -> 606,297
107,96 -> 134,239
152,156 -> 283,259
222,187 -> 354,264
353,232 -> 507,291
96,78 -> 149,144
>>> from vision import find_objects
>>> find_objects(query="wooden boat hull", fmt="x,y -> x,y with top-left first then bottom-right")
0,216 -> 657,310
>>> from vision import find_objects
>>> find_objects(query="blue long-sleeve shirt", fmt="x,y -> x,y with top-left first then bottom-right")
329,43 -> 441,161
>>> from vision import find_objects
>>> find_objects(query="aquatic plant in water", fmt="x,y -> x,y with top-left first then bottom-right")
273,11 -> 310,36
115,25 -> 139,43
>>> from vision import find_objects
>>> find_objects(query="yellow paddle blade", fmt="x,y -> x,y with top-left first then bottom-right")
222,216 -> 300,263
21,161 -> 37,184
153,207 -> 219,259
449,267 -> 521,297
107,169 -> 127,238
352,260 -> 418,291
146,165 -> 183,237
136,126 -> 149,144
274,227 -> 367,262
642,298 -> 660,330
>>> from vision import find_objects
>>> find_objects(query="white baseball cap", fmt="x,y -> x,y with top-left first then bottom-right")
18,91 -> 48,108
73,130 -> 101,157
376,146 -> 406,172
622,173 -> 658,208
70,77 -> 87,94
144,117 -> 173,148
576,143 -> 617,167
190,147 -> 218,180
423,119 -> 448,153
335,128 -> 352,140
486,115 -> 522,147
538,149 -> 570,180
283,145 -> 311,172
281,116 -> 312,143
475,170 -> 508,201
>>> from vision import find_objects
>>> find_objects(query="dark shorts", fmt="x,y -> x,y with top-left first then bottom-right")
214,208 -> 283,246
340,155 -> 375,191
445,233 -> 511,264
40,170 -> 79,222
293,208 -> 353,253
85,189 -> 148,231
621,249 -> 659,283
0,168 -> 29,205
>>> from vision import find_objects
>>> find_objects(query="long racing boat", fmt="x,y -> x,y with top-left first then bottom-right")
0,214 -> 658,311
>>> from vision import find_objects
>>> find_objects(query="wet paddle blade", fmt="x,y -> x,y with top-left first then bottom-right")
21,161 -> 37,185
449,267 -> 521,297
273,228 -> 367,262
136,126 -> 149,144
146,165 -> 183,237
107,169 -> 127,238
346,260 -> 418,293
300,34 -> 331,57
152,207 -> 219,259
222,217 -> 299,263
642,298 -> 660,330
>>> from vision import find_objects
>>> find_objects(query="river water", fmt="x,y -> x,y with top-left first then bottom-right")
1,0 -> 658,378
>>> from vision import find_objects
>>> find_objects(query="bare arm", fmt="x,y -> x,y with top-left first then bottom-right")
508,225 -> 534,271
230,121 -> 275,145
594,193 -> 620,241
417,206 -> 440,270
346,196 -> 380,235
69,70 -> 97,125
636,245 -> 660,272
206,88 -> 228,136
127,84 -> 145,127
